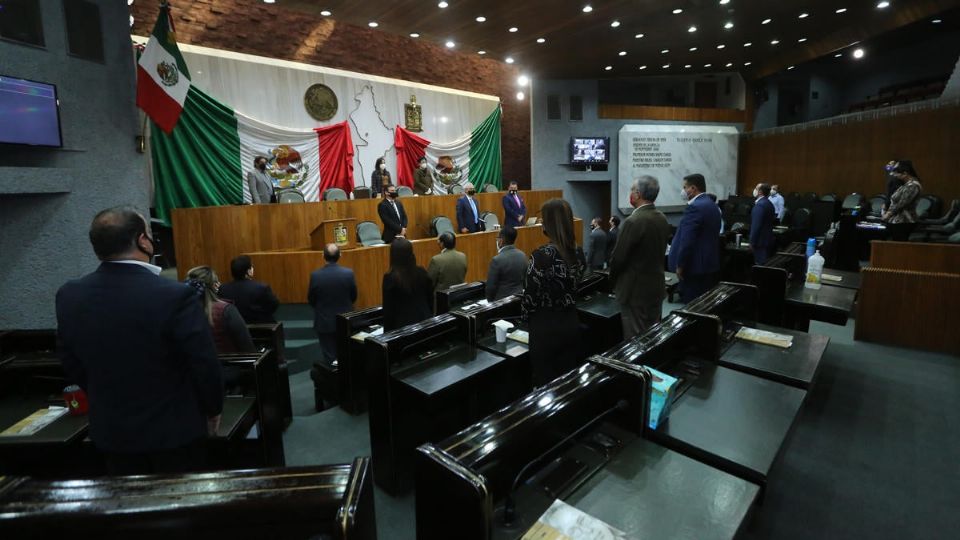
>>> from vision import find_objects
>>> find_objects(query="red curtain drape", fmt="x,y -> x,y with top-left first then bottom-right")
315,121 -> 355,194
394,126 -> 430,189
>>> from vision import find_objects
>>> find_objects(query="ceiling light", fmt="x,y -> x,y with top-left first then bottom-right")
836,8 -> 847,14
834,53 -> 842,57
762,18 -> 772,25
771,39 -> 780,45
129,14 -> 134,26
517,75 -> 529,86
639,65 -> 647,70
369,22 -> 381,28
445,40 -> 455,48
717,44 -> 725,49
128,0 -> 134,5
720,0 -> 730,4
582,5 -> 593,13
933,19 -> 942,24
619,51 -> 627,56
509,27 -> 518,32
688,25 -> 698,32
724,21 -> 734,29
438,1 -> 448,7
684,64 -> 692,68
263,0 -> 275,3
516,91 -> 525,100
320,10 -> 332,16
876,2 -> 890,9
476,16 -> 486,22
798,13 -> 809,19
662,64 -> 671,68
787,65 -> 795,70
689,47 -> 698,51
604,65 -> 613,71
478,50 -> 486,55
611,20 -> 621,28
744,42 -> 752,47
410,33 -> 420,38
725,62 -> 733,67
704,63 -> 712,67
505,56 -> 514,63
853,48 -> 865,59
798,37 -> 807,42
635,33 -> 645,38
673,9 -> 683,15
744,62 -> 752,66
661,49 -> 670,54
536,37 -> 546,43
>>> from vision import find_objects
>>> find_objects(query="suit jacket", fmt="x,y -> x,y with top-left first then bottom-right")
413,168 -> 433,195
217,279 -> 279,324
587,227 -> 608,269
382,268 -> 434,331
750,197 -> 776,250
428,248 -> 468,292
502,192 -> 527,228
485,245 -> 528,301
606,226 -> 619,262
609,205 -> 671,306
247,170 -> 274,204
457,195 -> 482,233
667,193 -> 722,276
307,263 -> 358,335
378,198 -> 408,243
56,263 -> 223,454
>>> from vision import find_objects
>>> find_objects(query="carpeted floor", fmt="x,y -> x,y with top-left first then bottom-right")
281,304 -> 960,539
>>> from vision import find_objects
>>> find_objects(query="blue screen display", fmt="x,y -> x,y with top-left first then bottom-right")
0,75 -> 62,147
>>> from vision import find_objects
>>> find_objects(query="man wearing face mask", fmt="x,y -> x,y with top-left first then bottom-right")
377,184 -> 408,243
457,182 -> 483,233
501,180 -> 527,228
485,226 -> 528,301
428,232 -> 468,293
247,156 -> 275,204
769,184 -> 785,222
56,207 -> 223,475
413,156 -> 433,195
667,173 -> 722,303
750,183 -> 777,265
586,217 -> 608,270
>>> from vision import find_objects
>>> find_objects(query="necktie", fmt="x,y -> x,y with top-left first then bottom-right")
391,201 -> 401,221
513,194 -> 521,209
469,197 -> 478,223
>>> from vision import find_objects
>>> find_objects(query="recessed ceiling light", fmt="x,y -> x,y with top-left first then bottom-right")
836,8 -> 847,14
717,44 -> 726,49
744,42 -> 752,47
476,16 -> 486,22
835,53 -> 842,57
689,47 -> 698,51
264,0 -> 275,3
368,22 -> 379,27
505,56 -> 514,63
724,21 -> 734,29
604,65 -> 613,71
725,62 -> 733,67
536,37 -> 546,43
639,65 -> 647,70
771,39 -> 780,45
438,1 -> 448,8
932,19 -> 942,24
509,27 -> 518,32
720,0 -> 730,4
128,0 -> 134,5
704,63 -> 712,67
320,10 -> 332,16
410,33 -> 420,38
516,91 -> 525,100
762,18 -> 772,25
635,33 -> 645,39
445,40 -> 455,48
662,63 -> 671,68
478,50 -> 486,55
876,2 -> 890,9
744,62 -> 752,66
129,14 -> 134,26
661,49 -> 670,54
853,48 -> 865,59
798,37 -> 807,42
673,9 -> 683,15
618,51 -> 627,56
517,75 -> 529,86
582,5 -> 593,13
684,64 -> 692,68
787,65 -> 795,70
611,20 -> 621,28
688,25 -> 698,32
798,13 -> 809,19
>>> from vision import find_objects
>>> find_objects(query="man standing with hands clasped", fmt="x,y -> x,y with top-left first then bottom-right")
502,180 -> 526,229
378,184 -> 408,243
749,183 -> 777,265
457,182 -> 483,233
668,173 -> 722,303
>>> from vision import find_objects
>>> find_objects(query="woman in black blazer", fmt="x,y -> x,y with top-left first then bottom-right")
371,157 -> 392,197
382,238 -> 434,331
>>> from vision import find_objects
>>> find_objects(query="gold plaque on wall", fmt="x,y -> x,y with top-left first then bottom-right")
304,83 -> 338,121
404,94 -> 422,132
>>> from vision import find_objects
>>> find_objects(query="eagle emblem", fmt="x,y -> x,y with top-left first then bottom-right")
156,61 -> 179,87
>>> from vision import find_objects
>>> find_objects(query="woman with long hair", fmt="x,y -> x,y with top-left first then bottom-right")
882,160 -> 923,241
381,238 -> 434,331
521,198 -> 585,385
371,156 -> 392,198
185,266 -> 256,353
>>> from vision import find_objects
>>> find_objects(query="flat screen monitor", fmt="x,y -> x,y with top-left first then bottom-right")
570,136 -> 609,164
0,75 -> 63,147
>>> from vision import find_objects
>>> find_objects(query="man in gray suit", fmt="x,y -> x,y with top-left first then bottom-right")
247,156 -> 275,204
586,217 -> 608,270
485,227 -> 528,301
608,175 -> 671,338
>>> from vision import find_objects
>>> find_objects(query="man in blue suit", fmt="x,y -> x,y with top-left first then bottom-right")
501,180 -> 527,229
750,183 -> 777,265
56,207 -> 223,475
307,244 -> 358,363
667,174 -> 722,303
457,182 -> 483,233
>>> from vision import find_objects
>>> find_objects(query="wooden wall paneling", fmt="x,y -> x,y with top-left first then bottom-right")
869,241 -> 960,273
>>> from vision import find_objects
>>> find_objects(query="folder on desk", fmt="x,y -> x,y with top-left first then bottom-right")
507,329 -> 529,344
523,499 -> 629,540
0,407 -> 69,437
735,327 -> 794,349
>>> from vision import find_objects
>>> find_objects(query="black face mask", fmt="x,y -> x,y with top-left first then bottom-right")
467,190 -> 476,196
138,234 -> 156,261
509,189 -> 517,195
388,192 -> 398,199
256,162 -> 266,171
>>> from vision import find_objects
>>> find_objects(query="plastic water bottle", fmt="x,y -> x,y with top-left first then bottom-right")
805,250 -> 824,290
806,237 -> 817,258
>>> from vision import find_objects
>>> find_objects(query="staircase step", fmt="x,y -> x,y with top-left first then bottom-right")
284,338 -> 320,375
280,319 -> 316,340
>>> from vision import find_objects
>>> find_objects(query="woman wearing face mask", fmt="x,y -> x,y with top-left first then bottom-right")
413,156 -> 433,195
881,160 -> 923,241
185,266 -> 256,354
371,157 -> 392,198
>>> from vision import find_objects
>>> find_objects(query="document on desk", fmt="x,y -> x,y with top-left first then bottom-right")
735,327 -> 794,349
821,273 -> 843,282
507,329 -> 529,344
0,406 -> 69,436
522,499 -> 631,540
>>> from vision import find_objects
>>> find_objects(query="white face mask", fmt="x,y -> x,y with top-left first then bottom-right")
379,163 -> 386,171
419,162 -> 427,169
753,188 -> 759,198
680,187 -> 689,202
771,189 -> 778,196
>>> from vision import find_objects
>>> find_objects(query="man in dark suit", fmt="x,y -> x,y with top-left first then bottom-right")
428,232 -> 468,292
485,226 -> 528,301
609,176 -> 671,337
56,207 -> 223,475
501,180 -> 527,229
606,215 -> 620,264
377,184 -> 408,243
586,217 -> 608,270
456,182 -> 483,233
750,183 -> 777,265
307,244 -> 358,363
667,173 -> 722,303
218,255 -> 279,324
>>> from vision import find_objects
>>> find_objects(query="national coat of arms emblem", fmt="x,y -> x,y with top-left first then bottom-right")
156,61 -> 179,87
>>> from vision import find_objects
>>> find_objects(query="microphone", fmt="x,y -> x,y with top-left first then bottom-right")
501,399 -> 628,527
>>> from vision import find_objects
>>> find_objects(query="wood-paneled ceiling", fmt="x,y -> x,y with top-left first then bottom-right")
280,0 -> 960,79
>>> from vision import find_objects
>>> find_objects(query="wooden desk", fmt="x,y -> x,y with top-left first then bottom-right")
821,267 -> 862,290
784,281 -> 858,330
577,292 -> 623,355
719,324 -> 830,389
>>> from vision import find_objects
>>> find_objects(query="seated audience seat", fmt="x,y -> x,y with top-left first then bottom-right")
919,199 -> 959,226
356,221 -> 385,247
867,195 -> 888,218
914,197 -> 934,220
483,184 -> 498,193
789,207 -> 812,242
322,188 -> 348,201
430,216 -> 456,237
802,192 -> 818,203
277,189 -> 305,204
352,187 -> 372,199
917,194 -> 942,219
819,193 -> 838,202
480,211 -> 499,230
448,184 -> 464,195
841,193 -> 866,213
910,206 -> 960,242
397,186 -> 414,197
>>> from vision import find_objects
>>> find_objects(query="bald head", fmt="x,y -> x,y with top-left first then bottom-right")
323,243 -> 341,263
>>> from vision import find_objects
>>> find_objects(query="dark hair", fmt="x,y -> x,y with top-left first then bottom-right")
757,183 -> 771,197
230,255 -> 252,281
185,265 -> 221,325
540,198 -> 577,265
610,216 -> 621,227
418,156 -> 427,163
324,244 -> 341,263
375,157 -> 386,169
893,160 -> 919,179
439,231 -> 456,250
683,173 -> 706,193
89,206 -> 147,260
499,226 -> 518,245
253,156 -> 267,166
508,180 -> 518,187
388,238 -> 420,292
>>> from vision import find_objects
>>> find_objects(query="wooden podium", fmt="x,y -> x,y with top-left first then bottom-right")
311,218 -> 357,251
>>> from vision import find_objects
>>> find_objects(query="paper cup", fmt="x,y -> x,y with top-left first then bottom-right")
495,326 -> 508,342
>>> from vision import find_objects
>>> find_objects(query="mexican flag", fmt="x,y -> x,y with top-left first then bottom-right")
136,2 -> 190,134
394,106 -> 502,193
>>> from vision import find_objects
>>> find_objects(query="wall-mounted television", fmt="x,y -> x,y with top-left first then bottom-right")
570,136 -> 609,164
0,75 -> 63,147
